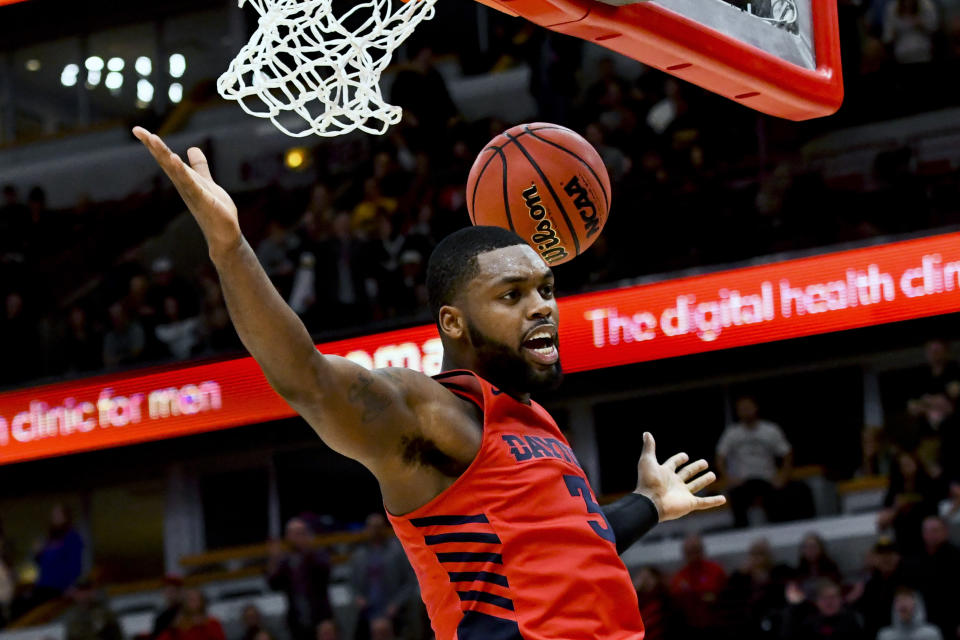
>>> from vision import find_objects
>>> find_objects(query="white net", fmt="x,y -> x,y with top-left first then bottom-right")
217,0 -> 439,138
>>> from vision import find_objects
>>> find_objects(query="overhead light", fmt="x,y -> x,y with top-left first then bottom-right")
169,53 -> 186,78
25,59 -> 41,72
168,83 -> 183,103
61,63 -> 79,87
135,56 -> 152,76
107,57 -> 124,72
85,56 -> 104,72
105,71 -> 124,91
86,69 -> 102,88
137,79 -> 154,102
285,147 -> 308,170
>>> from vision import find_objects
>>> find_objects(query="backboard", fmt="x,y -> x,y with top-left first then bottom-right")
475,0 -> 843,120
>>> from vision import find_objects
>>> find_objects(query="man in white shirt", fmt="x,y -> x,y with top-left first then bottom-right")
716,396 -> 793,527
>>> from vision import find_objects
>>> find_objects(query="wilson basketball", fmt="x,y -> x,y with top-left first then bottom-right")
466,122 -> 611,266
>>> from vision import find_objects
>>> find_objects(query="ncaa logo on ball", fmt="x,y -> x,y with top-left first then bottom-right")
564,175 -> 601,239
521,184 -> 570,265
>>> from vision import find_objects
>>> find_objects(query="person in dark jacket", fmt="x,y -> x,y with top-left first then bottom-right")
266,517 -> 333,640
784,579 -> 865,640
34,503 -> 85,604
902,516 -> 960,639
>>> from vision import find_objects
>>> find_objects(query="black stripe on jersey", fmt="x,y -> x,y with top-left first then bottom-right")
433,371 -> 471,380
437,382 -> 475,395
457,590 -> 515,611
425,533 -> 501,545
437,552 -> 503,564
457,611 -> 524,640
448,571 -> 510,587
411,514 -> 490,527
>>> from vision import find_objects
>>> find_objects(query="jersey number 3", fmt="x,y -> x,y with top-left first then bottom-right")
564,474 -> 616,544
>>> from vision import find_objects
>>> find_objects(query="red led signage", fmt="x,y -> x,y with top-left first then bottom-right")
1,232 -> 958,465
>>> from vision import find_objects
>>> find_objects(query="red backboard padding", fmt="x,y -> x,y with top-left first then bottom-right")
478,0 -> 844,120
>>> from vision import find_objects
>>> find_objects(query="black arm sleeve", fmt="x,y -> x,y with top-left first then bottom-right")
601,493 -> 659,555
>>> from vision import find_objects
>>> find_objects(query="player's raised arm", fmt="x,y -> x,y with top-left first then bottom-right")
132,127 -> 419,466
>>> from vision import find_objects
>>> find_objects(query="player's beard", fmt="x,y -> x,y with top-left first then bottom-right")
466,320 -> 563,395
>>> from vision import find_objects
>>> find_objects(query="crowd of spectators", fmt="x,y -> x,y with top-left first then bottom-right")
660,516 -> 960,640
15,510 -> 953,640
1,0 -> 960,390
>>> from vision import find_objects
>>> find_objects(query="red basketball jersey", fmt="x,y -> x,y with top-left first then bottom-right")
387,370 -> 645,640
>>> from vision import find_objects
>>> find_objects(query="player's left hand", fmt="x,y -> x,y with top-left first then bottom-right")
634,432 -> 726,522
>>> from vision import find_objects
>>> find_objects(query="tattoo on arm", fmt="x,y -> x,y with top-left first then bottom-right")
348,372 -> 393,423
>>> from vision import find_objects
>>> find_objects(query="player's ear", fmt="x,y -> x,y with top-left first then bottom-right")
438,305 -> 465,340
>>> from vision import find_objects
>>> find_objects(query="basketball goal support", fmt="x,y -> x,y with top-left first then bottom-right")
474,0 -> 844,121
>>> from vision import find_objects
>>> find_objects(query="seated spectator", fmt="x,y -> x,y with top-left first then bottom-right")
633,566 -> 676,640
316,619 -> 340,640
902,516 -> 960,639
349,513 -> 417,640
389,45 -> 458,148
795,533 -> 843,591
267,517 -> 332,640
256,219 -> 299,296
64,578 -> 123,640
362,214 -> 406,318
877,587 -> 943,640
883,0 -> 940,64
157,588 -> 225,640
907,339 -> 960,468
0,291 -> 38,385
877,451 -> 942,553
197,276 -> 238,355
352,179 -> 398,236
853,538 -> 906,638
151,575 -> 184,639
102,302 -> 146,368
725,537 -> 791,638
33,503 -> 84,605
155,296 -> 202,360
240,603 -> 276,640
61,306 -> 102,373
789,579 -> 865,640
584,122 -> 632,183
368,618 -> 394,640
716,396 -> 794,527
669,533 -> 727,639
147,257 -> 194,312
310,212 -> 369,329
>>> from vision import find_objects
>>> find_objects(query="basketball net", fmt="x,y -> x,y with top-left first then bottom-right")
217,0 -> 439,138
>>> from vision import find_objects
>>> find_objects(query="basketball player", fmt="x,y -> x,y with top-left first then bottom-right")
134,127 -> 725,640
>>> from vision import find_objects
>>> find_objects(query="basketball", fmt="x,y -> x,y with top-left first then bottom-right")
466,123 -> 611,266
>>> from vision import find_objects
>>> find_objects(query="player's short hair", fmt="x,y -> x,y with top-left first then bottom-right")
427,226 -> 527,322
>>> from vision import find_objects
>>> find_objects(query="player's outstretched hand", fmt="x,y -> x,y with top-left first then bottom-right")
635,432 -> 726,522
133,127 -> 241,258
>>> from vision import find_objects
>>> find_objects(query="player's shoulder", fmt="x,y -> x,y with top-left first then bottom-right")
371,367 -> 470,408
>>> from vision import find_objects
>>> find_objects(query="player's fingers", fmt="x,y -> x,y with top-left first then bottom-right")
664,451 -> 688,472
641,432 -> 656,461
187,147 -> 213,180
677,459 -> 709,482
686,471 -> 716,494
693,495 -> 727,511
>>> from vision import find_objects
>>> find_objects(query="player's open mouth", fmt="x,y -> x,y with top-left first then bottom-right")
522,327 -> 559,365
